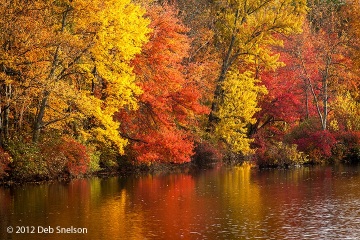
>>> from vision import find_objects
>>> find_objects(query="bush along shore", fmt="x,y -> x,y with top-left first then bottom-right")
0,136 -> 220,185
1,133 -> 360,185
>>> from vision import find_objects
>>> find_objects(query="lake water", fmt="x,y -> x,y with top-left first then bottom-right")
1,164 -> 360,239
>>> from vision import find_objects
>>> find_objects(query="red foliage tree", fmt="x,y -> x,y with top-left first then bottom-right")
118,4 -> 208,163
253,11 -> 356,161
253,49 -> 305,140
254,24 -> 323,137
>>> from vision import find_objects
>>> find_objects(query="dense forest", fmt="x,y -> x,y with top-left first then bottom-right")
0,0 -> 359,180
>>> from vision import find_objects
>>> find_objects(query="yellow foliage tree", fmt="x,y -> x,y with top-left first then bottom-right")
332,92 -> 360,131
72,0 -> 150,154
215,69 -> 267,154
208,0 -> 307,154
0,0 -> 150,154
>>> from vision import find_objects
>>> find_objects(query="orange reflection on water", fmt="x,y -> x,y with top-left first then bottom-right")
3,165 -> 360,240
132,173 -> 199,239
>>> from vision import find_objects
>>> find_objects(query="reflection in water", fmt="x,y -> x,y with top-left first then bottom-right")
222,165 -> 263,238
2,165 -> 360,239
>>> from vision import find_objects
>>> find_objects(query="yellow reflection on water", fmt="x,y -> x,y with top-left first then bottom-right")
94,189 -> 146,240
78,177 -> 147,240
223,164 -> 263,222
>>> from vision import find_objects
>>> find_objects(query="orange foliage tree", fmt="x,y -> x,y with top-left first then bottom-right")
117,4 -> 209,163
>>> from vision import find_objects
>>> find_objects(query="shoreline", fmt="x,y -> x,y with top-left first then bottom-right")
1,159 -> 357,187
0,161 -> 215,187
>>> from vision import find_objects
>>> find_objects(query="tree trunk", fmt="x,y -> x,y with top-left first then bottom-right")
32,5 -> 71,142
207,8 -> 240,130
321,56 -> 331,131
208,72 -> 226,125
3,84 -> 11,141
32,91 -> 49,142
322,79 -> 328,130
305,83 -> 309,120
0,106 -> 3,147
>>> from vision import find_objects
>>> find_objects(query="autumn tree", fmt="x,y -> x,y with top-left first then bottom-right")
253,1 -> 360,162
0,1 -> 51,145
173,0 -> 221,105
251,41 -> 306,137
118,4 -> 208,163
348,0 -> 360,77
286,2 -> 356,132
0,0 -> 150,155
206,0 -> 307,154
68,0 -> 150,154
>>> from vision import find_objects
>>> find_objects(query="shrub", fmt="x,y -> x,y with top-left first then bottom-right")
88,150 -> 101,173
99,148 -> 119,170
40,136 -> 91,177
0,147 -> 12,179
40,138 -> 67,177
293,130 -> 337,162
6,136 -> 91,180
255,141 -> 309,167
192,141 -> 223,167
7,139 -> 49,180
286,119 -> 337,162
333,131 -> 360,163
58,137 -> 90,176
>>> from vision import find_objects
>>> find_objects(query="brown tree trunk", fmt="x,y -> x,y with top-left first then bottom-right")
32,91 -> 49,142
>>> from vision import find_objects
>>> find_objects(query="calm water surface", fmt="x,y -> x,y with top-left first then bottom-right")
1,164 -> 360,239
